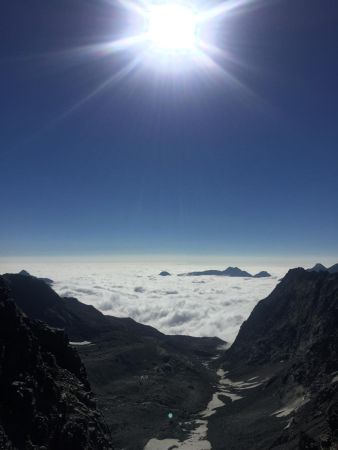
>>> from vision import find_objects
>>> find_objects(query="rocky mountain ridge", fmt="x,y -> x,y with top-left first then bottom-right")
2,272 -> 224,449
2,267 -> 338,449
0,276 -> 112,450
179,266 -> 271,278
214,268 -> 338,449
3,272 -> 163,342
307,262 -> 338,273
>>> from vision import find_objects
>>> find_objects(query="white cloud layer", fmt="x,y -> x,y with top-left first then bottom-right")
0,260 -> 289,342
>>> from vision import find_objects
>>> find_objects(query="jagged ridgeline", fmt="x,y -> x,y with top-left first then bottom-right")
212,268 -> 338,449
1,268 -> 338,449
1,272 -> 223,449
0,277 -> 112,450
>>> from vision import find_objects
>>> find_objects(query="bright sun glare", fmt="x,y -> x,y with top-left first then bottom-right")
57,0 -> 256,112
93,0 -> 256,73
147,4 -> 197,52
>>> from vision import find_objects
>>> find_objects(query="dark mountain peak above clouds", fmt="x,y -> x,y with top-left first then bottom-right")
4,272 -> 61,318
18,269 -> 54,285
0,277 -> 112,450
2,272 -> 159,341
18,269 -> 31,276
307,262 -> 328,272
253,270 -> 271,278
180,269 -> 225,276
223,266 -> 252,277
306,262 -> 338,274
2,271 -> 222,349
159,271 -> 171,276
3,272 -> 134,340
227,267 -> 338,364
179,266 -> 271,278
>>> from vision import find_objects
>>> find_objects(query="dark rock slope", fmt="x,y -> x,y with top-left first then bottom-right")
211,269 -> 338,449
0,277 -> 112,450
227,268 -> 338,365
2,273 -> 113,341
3,272 -> 224,449
18,269 -> 54,286
3,272 -> 164,342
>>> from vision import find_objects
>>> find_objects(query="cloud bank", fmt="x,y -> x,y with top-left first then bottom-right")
0,261 -> 287,342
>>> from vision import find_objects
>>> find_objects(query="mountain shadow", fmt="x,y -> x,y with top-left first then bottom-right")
0,277 -> 112,450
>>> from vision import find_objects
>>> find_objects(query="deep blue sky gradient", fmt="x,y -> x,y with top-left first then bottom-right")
1,0 -> 338,257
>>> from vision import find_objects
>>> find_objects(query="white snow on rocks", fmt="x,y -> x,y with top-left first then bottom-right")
144,366 -> 264,450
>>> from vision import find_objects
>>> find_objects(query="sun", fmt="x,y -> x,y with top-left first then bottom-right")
97,0 -> 254,67
55,0 -> 257,111
147,4 -> 197,53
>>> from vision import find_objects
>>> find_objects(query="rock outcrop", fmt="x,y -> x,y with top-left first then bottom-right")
221,268 -> 338,449
0,277 -> 112,450
3,273 -> 136,341
227,268 -> 338,365
18,269 -> 54,286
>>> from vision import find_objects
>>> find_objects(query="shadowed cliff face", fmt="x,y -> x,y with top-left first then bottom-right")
0,277 -> 112,450
2,273 -> 168,342
212,269 -> 338,449
227,268 -> 338,370
2,273 -> 114,341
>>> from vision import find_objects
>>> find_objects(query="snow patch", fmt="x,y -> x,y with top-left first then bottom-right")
272,396 -> 308,418
69,341 -> 92,346
331,373 -> 338,384
144,367 -> 263,449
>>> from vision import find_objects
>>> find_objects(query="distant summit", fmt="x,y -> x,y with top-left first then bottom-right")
307,263 -> 328,272
18,269 -> 31,276
17,269 -> 54,286
307,262 -> 338,274
253,271 -> 271,278
159,271 -> 171,276
179,266 -> 271,278
223,267 -> 252,277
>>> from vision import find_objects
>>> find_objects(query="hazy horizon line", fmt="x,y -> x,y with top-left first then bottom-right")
0,253 -> 337,269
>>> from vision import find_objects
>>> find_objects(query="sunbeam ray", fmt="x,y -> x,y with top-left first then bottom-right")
195,49 -> 262,103
197,0 -> 261,23
51,34 -> 149,61
198,40 -> 255,72
59,55 -> 144,120
117,0 -> 149,17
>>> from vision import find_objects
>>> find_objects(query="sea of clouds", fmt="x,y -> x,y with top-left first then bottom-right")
0,259 -> 291,342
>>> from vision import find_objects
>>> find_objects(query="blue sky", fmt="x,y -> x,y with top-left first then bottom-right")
1,0 -> 337,258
